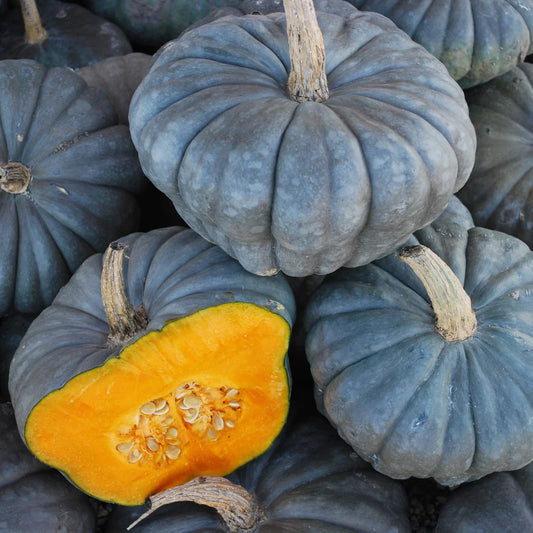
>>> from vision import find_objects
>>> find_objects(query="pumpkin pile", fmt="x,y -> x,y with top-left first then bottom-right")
1,0 -> 533,531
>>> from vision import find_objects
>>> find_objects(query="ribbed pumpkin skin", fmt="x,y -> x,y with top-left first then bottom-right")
0,0 -> 132,69
0,403 -> 96,532
9,226 -> 295,454
436,462 -> 533,532
304,198 -> 533,486
458,63 -> 533,249
81,0 -> 241,50
104,404 -> 411,533
0,59 -> 145,316
130,10 -> 475,277
349,0 -> 533,88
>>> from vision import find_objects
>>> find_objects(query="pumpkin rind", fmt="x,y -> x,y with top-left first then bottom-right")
0,59 -> 145,316
348,0 -> 533,88
458,63 -> 533,249
0,402 -> 96,532
129,10 -> 475,277
9,226 -> 295,505
304,198 -> 533,486
104,401 -> 411,532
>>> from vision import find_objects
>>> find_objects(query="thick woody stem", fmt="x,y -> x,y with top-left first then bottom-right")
101,242 -> 148,345
0,162 -> 32,194
127,476 -> 265,532
399,245 -> 477,342
20,0 -> 48,45
283,0 -> 329,102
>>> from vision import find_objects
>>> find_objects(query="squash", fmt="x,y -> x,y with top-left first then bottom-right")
0,0 -> 132,69
129,0 -> 476,277
80,0 -> 242,51
0,313 -> 35,401
0,402 -> 97,531
457,63 -> 533,249
104,398 -> 411,532
0,58 -> 145,316
436,462 -> 533,532
348,0 -> 533,88
9,226 -> 295,506
78,53 -> 152,125
304,197 -> 533,486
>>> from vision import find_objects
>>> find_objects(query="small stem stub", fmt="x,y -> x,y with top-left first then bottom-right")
283,0 -> 329,103
399,245 -> 477,342
127,476 -> 265,532
101,242 -> 148,345
20,0 -> 48,45
0,161 -> 32,194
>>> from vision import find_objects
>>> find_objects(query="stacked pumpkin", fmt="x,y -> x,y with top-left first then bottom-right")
2,0 -> 533,530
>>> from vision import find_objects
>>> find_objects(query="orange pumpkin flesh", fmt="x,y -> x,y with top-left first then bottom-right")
24,302 -> 291,505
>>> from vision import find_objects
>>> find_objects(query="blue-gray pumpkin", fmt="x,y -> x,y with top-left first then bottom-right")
9,226 -> 295,506
0,59 -> 145,316
348,0 -> 533,88
304,197 -> 533,486
458,63 -> 533,249
104,400 -> 411,533
129,7 -> 476,277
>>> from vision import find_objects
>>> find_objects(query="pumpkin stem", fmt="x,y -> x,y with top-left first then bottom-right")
127,476 -> 265,533
0,161 -> 32,194
399,245 -> 477,342
101,242 -> 148,345
283,0 -> 329,103
20,0 -> 48,45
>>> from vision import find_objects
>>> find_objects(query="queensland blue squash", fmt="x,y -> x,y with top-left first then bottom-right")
129,0 -> 476,277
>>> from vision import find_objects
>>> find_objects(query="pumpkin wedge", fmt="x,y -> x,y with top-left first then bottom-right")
9,227 -> 295,505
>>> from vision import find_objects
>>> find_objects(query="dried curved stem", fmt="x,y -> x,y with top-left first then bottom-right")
283,0 -> 329,102
20,0 -> 48,45
399,245 -> 477,342
128,476 -> 265,532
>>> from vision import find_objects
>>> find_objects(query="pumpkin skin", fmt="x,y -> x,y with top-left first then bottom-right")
9,226 -> 295,506
436,462 -> 533,532
80,0 -> 242,51
457,63 -> 533,249
78,52 -> 152,125
129,9 -> 476,277
348,0 -> 533,88
0,402 -> 97,532
104,401 -> 411,532
0,0 -> 133,69
0,59 -> 145,316
304,197 -> 533,486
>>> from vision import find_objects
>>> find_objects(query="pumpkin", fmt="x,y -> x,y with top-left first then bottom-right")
348,0 -> 533,88
129,1 -> 476,277
104,397 -> 411,532
0,59 -> 145,316
0,402 -> 97,531
304,197 -> 533,486
0,0 -> 132,69
9,226 -> 295,506
78,53 -> 152,125
80,0 -> 242,51
436,462 -> 533,532
0,313 -> 35,401
457,63 -> 533,249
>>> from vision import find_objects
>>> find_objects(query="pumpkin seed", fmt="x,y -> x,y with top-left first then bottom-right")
228,401 -> 240,409
146,437 -> 160,452
212,412 -> 224,431
166,445 -> 181,460
139,402 -> 156,415
154,404 -> 170,416
127,449 -> 142,463
225,388 -> 239,399
183,409 -> 199,424
225,419 -> 235,428
116,442 -> 133,453
165,427 -> 179,439
182,394 -> 202,409
207,428 -> 218,441
153,398 -> 167,411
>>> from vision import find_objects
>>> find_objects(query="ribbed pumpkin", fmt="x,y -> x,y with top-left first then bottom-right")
104,399 -> 411,532
304,197 -> 533,486
458,63 -> 533,249
436,462 -> 533,532
9,226 -> 295,506
0,59 -> 145,316
348,0 -> 533,88
0,0 -> 132,69
0,402 -> 97,532
129,0 -> 476,277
